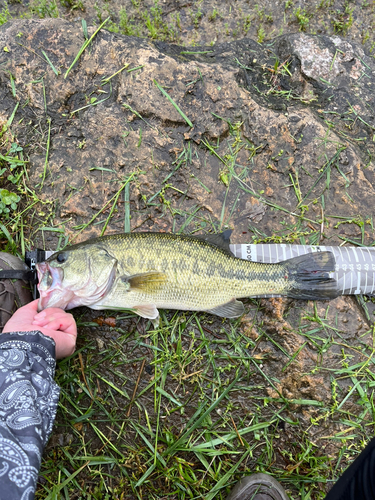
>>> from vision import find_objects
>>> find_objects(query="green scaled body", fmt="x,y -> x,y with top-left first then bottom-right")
37,231 -> 338,320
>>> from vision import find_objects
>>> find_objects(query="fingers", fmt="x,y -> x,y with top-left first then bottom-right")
33,310 -> 77,335
32,310 -> 65,325
33,310 -> 77,358
34,306 -> 69,318
34,315 -> 77,337
3,301 -> 78,359
42,330 -> 77,359
32,309 -> 78,358
33,311 -> 74,329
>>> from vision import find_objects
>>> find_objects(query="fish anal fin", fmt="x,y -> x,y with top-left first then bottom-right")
133,304 -> 159,320
206,299 -> 244,318
122,272 -> 167,292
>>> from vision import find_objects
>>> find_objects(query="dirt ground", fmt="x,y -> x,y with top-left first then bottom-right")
8,0 -> 375,49
0,1 -> 375,499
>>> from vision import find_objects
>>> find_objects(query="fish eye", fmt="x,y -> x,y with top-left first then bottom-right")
56,252 -> 67,263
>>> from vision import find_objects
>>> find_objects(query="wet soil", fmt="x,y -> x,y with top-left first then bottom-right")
0,2 -> 375,498
9,0 -> 375,51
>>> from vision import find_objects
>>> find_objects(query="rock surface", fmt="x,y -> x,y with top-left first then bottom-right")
0,19 -> 374,246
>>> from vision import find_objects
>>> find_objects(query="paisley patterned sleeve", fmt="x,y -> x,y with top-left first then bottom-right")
0,330 -> 60,500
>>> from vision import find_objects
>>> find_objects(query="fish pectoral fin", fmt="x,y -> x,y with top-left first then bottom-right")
122,272 -> 167,292
206,299 -> 245,318
133,304 -> 159,320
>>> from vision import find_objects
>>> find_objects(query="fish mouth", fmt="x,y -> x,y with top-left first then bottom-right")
36,262 -> 74,311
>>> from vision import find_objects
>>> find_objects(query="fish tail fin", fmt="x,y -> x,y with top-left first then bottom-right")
284,251 -> 339,300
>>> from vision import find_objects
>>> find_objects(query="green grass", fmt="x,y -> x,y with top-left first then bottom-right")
33,302 -> 375,499
0,2 -> 12,25
30,0 -> 60,18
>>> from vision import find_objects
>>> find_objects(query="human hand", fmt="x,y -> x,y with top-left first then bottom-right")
3,299 -> 77,359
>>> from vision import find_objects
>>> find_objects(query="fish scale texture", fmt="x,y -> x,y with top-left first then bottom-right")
56,233 -> 289,312
38,233 -> 336,315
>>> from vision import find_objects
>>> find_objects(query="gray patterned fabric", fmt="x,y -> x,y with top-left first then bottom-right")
0,331 -> 59,500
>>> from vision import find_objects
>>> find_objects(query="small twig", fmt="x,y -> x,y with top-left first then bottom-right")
181,369 -> 203,380
78,352 -> 94,399
126,358 -> 146,417
202,325 -> 224,339
231,416 -> 244,446
320,205 -> 324,242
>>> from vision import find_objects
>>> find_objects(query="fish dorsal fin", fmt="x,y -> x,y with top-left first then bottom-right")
197,230 -> 233,255
122,272 -> 167,292
206,299 -> 244,318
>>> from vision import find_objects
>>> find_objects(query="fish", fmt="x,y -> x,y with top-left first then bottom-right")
36,231 -> 339,321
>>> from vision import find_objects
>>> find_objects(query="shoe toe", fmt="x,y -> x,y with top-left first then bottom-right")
226,473 -> 288,500
0,253 -> 33,330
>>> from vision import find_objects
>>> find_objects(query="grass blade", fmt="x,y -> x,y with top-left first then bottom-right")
9,73 -> 16,96
134,463 -> 156,487
41,49 -> 59,76
38,117 -> 51,189
205,449 -> 251,500
124,181 -> 130,233
2,102 -> 19,135
164,372 -> 240,455
101,63 -> 129,84
191,421 -> 274,450
45,461 -> 90,500
70,82 -> 112,115
0,223 -> 17,254
64,17 -> 110,79
154,79 -> 193,127
81,19 -> 88,40
72,171 -> 136,240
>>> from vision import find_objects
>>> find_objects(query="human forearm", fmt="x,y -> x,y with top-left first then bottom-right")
0,330 -> 60,499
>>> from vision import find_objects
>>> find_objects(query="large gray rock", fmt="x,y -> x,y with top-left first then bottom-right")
0,19 -> 373,247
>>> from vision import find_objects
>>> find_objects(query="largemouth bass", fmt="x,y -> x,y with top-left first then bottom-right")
36,231 -> 338,320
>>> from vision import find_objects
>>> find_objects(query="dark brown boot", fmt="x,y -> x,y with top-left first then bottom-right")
0,253 -> 33,331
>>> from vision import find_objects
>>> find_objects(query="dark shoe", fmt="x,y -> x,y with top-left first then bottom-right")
226,473 -> 288,500
0,253 -> 33,331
